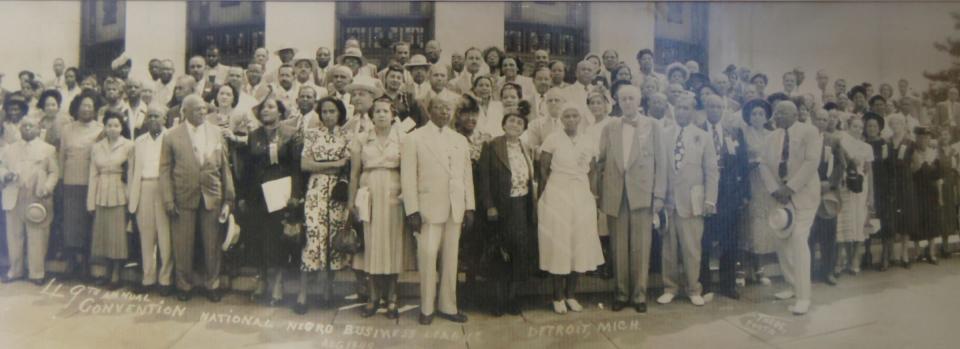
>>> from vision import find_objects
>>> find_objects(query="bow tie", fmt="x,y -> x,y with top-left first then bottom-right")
623,117 -> 639,128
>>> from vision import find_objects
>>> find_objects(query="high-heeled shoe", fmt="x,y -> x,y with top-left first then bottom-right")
386,303 -> 399,319
360,303 -> 378,318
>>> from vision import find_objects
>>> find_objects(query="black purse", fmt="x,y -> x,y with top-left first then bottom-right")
330,163 -> 350,203
332,217 -> 364,254
846,167 -> 864,193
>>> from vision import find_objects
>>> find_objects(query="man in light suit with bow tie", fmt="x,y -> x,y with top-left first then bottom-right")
759,100 -> 823,315
401,96 -> 475,325
597,85 -> 667,313
159,95 -> 235,303
657,95 -> 719,307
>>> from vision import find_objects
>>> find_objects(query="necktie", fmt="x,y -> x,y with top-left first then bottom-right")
779,129 -> 790,179
623,117 -> 638,128
712,126 -> 722,154
674,127 -> 685,172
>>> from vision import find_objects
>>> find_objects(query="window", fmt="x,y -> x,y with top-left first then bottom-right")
80,0 -> 125,80
504,2 -> 589,77
335,2 -> 435,68
187,1 -> 265,67
654,2 -> 708,74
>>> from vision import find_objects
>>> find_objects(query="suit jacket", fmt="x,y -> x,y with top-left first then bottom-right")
159,122 -> 235,211
597,117 -> 668,216
401,122 -> 475,224
759,122 -> 823,211
0,140 -> 59,211
127,129 -> 162,212
477,136 -> 537,224
663,124 -> 719,218
936,100 -> 960,128
704,122 -> 750,215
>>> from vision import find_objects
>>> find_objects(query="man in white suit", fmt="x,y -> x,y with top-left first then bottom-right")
128,106 -> 173,296
759,100 -> 823,315
657,95 -> 719,307
401,96 -> 475,325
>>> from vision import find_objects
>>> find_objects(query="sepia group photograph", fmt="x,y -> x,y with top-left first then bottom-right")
2,0 -> 960,348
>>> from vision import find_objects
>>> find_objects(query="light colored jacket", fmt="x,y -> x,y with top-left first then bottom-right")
759,122 -> 823,211
401,122 -> 475,224
597,117 -> 668,216
663,124 -> 719,218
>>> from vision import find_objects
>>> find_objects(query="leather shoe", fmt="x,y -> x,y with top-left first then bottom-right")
204,289 -> 222,303
131,284 -> 150,295
634,302 -> 647,313
505,300 -> 521,316
158,286 -> 174,297
825,274 -> 838,286
29,278 -> 45,286
176,290 -> 192,302
386,304 -> 400,319
418,312 -> 434,325
437,311 -> 468,323
0,275 -> 21,283
293,302 -> 308,315
719,288 -> 740,300
611,301 -> 628,312
360,304 -> 378,318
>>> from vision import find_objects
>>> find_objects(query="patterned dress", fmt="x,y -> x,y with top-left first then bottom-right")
300,127 -> 352,272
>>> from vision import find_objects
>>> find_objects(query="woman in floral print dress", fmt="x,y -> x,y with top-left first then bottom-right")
295,97 -> 352,315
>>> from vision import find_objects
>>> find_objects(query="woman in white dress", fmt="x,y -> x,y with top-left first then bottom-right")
537,103 -> 604,314
835,117 -> 875,275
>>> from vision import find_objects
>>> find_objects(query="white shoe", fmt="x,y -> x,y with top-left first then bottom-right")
552,300 -> 568,314
774,290 -> 795,300
702,292 -> 715,303
760,277 -> 772,286
789,299 -> 811,315
657,293 -> 675,304
690,295 -> 705,306
565,298 -> 583,312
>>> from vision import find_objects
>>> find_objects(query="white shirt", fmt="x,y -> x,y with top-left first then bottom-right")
622,120 -> 636,165
139,132 -> 164,178
186,122 -> 208,165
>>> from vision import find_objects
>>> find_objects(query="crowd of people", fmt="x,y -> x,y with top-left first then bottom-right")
0,38 -> 956,324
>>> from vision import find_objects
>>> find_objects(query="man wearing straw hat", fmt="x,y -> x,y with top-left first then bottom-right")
759,100 -> 823,315
0,117 -> 59,285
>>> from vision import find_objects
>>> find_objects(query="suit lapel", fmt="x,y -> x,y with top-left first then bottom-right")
494,138 -> 510,169
612,120 -> 625,171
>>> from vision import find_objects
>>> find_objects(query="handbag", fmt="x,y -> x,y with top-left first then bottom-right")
330,165 -> 350,203
845,167 -> 864,193
332,217 -> 364,254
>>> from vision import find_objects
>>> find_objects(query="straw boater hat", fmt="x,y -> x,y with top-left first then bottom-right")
275,46 -> 298,57
111,53 -> 132,70
25,203 -> 47,224
292,52 -> 317,69
337,47 -> 367,67
404,54 -> 431,69
767,200 -> 797,240
345,75 -> 384,98
817,191 -> 840,219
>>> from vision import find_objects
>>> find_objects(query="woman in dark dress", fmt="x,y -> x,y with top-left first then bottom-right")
478,110 -> 538,317
883,114 -> 920,269
863,113 -> 890,270
911,127 -> 942,264
937,128 -> 960,258
243,96 -> 302,305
